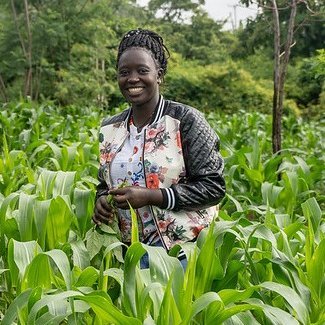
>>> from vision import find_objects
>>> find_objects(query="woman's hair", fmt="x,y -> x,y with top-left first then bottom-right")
116,29 -> 170,76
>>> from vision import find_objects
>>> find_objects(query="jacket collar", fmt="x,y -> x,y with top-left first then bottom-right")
125,95 -> 165,127
151,95 -> 165,125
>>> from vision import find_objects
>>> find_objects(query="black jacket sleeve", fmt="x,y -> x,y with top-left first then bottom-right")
171,107 -> 226,211
95,165 -> 109,201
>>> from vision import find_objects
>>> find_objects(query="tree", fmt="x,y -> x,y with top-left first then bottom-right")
6,0 -> 33,98
0,0 -> 142,105
240,0 -> 322,153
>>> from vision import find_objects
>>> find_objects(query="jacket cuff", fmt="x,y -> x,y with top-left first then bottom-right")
160,188 -> 176,210
95,189 -> 109,201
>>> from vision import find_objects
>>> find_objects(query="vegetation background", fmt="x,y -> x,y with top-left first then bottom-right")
0,0 -> 324,116
0,0 -> 324,324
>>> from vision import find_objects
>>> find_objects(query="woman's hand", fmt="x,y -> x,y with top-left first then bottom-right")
92,195 -> 115,225
109,186 -> 163,209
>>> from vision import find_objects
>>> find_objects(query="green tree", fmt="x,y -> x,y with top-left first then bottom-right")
0,0 -> 145,105
239,0 -> 323,153
236,1 -> 324,58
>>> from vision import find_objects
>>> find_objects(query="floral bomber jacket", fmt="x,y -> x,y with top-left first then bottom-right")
96,96 -> 226,250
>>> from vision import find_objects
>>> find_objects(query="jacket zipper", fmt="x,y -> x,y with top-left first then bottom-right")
143,128 -> 168,251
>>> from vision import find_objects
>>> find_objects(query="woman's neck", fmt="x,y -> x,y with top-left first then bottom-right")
131,95 -> 160,127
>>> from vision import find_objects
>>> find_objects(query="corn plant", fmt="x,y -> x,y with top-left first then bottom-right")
1,102 -> 324,324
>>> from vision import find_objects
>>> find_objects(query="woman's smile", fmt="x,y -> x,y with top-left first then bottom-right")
118,47 -> 161,109
127,87 -> 145,96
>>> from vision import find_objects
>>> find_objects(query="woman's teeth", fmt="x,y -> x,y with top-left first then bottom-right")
128,87 -> 143,94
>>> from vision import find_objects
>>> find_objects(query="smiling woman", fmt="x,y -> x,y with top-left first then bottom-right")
92,29 -> 226,268
117,47 -> 162,122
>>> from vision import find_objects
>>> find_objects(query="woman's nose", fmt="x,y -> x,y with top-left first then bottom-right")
128,72 -> 140,82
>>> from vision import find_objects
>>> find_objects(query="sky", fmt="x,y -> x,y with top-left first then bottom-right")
136,0 -> 258,30
204,0 -> 258,29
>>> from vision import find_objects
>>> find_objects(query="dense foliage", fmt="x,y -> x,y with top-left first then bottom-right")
0,0 -> 323,116
0,101 -> 324,323
0,0 -> 324,323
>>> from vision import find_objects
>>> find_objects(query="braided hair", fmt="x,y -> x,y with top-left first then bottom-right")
116,29 -> 170,76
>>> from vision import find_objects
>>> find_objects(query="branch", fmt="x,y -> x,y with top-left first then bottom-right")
298,0 -> 316,14
279,41 -> 296,57
0,72 -> 8,102
250,0 -> 291,11
10,0 -> 27,59
281,0 -> 297,69
271,0 -> 280,77
23,0 -> 33,98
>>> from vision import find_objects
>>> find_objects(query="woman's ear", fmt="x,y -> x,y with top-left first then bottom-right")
157,68 -> 163,84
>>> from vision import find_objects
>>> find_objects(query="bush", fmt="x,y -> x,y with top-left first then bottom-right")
163,55 -> 273,113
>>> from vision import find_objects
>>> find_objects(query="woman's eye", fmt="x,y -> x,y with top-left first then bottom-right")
139,68 -> 149,74
118,70 -> 128,77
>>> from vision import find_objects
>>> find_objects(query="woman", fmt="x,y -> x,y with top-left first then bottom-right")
92,29 -> 225,258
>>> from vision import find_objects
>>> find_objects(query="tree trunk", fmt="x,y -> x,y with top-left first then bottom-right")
0,73 -> 8,102
10,0 -> 33,99
23,0 -> 33,98
271,0 -> 297,154
10,0 -> 27,58
271,0 -> 281,154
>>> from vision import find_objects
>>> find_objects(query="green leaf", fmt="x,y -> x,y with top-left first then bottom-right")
157,273 -> 182,325
218,287 -> 258,306
45,195 -> 73,250
33,199 -> 51,249
0,192 -> 19,237
27,290 -> 82,324
181,292 -> 222,324
43,249 -> 72,290
308,238 -> 325,302
244,167 -> 263,183
179,246 -> 197,317
37,169 -> 57,200
261,181 -> 283,206
123,242 -> 146,317
62,145 -> 78,170
1,289 -> 32,325
215,304 -> 262,324
74,266 -> 99,287
261,281 -> 309,324
70,240 -> 90,269
46,141 -> 63,166
246,298 -> 300,325
22,254 -> 51,290
73,187 -> 94,237
7,239 -> 42,289
16,193 -> 36,241
225,194 -> 243,212
195,221 -> 222,297
105,268 -> 124,288
139,282 -> 165,320
52,171 -> 76,197
79,292 -> 142,325
129,202 -> 139,244
35,314 -> 67,325
302,197 -> 322,239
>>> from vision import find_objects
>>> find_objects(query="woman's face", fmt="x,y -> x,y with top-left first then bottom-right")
117,47 -> 161,109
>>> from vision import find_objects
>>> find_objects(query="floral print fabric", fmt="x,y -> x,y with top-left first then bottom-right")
110,123 -> 158,243
99,114 -> 217,249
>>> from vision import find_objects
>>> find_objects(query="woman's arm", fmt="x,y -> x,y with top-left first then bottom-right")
169,107 -> 226,211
